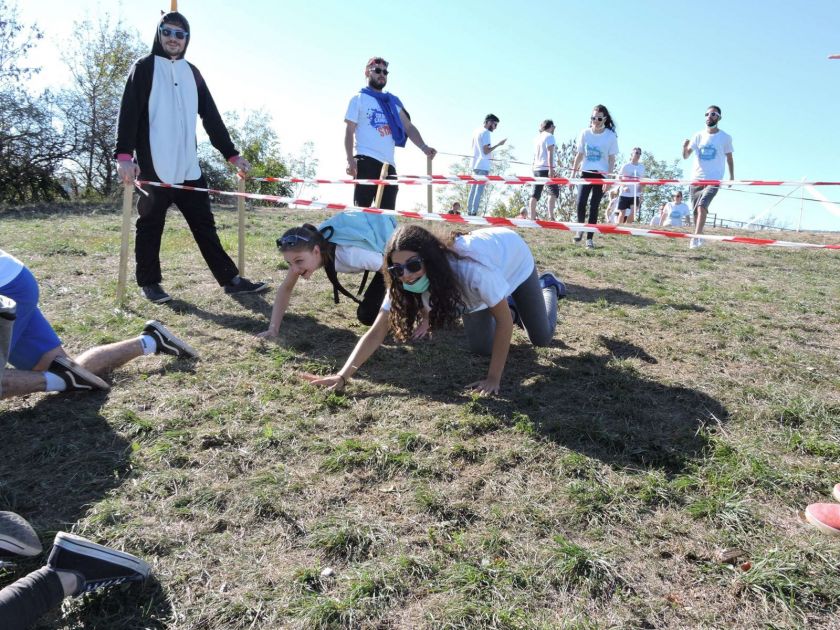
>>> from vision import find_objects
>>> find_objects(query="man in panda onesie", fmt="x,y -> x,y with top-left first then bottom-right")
115,11 -> 267,304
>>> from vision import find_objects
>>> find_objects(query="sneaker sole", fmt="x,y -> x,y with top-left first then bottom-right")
225,284 -> 269,295
834,484 -> 840,503
804,505 -> 840,537
53,357 -> 110,391
53,532 -> 151,579
144,321 -> 199,359
0,512 -> 42,556
145,294 -> 172,304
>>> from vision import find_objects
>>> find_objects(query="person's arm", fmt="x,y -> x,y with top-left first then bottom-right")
571,151 -> 583,174
399,110 -> 436,159
484,138 -> 507,154
682,139 -> 692,159
301,309 -> 390,390
658,203 -> 668,225
466,299 -> 513,396
115,59 -> 148,183
345,121 -> 358,176
604,154 -> 616,191
726,153 -> 735,182
547,144 -> 556,177
257,271 -> 301,338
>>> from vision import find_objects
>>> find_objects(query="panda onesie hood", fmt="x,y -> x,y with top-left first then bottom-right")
115,11 -> 238,184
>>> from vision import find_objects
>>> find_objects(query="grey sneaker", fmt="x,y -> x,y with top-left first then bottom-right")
0,511 -> 42,557
141,284 -> 172,304
224,276 -> 268,295
585,239 -> 595,249
689,237 -> 704,249
48,357 -> 110,392
47,532 -> 151,596
143,321 -> 198,359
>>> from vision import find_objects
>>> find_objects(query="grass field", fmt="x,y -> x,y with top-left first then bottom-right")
1,202 -> 838,629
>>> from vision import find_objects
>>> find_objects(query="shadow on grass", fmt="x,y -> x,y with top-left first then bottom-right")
158,296 -> 272,331
565,283 -> 707,312
279,318 -> 726,475
0,392 -> 174,628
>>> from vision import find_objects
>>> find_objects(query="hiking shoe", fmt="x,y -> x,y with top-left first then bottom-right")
143,320 -> 198,359
833,483 -> 840,503
506,296 -> 524,328
539,272 -> 567,300
49,357 -> 110,392
47,532 -> 151,596
804,503 -> 840,537
141,284 -> 172,304
689,237 -> 704,249
0,511 -> 42,557
585,239 -> 595,249
0,295 -> 16,320
224,276 -> 268,295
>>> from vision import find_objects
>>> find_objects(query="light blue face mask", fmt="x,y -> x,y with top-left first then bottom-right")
402,274 -> 430,294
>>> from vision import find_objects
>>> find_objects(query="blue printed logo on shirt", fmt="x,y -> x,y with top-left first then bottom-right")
585,144 -> 603,162
366,107 -> 391,138
698,144 -> 717,161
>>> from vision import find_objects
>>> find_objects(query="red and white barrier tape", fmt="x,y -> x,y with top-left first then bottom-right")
136,180 -> 839,250
252,174 -> 840,187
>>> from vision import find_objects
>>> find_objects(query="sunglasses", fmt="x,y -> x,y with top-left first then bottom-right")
705,112 -> 720,118
370,67 -> 389,76
388,255 -> 423,277
590,116 -> 605,122
277,233 -> 311,249
160,27 -> 188,40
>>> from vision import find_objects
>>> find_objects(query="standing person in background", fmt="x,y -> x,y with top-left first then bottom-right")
448,202 -> 462,215
617,147 -> 646,223
682,105 -> 734,249
572,105 -> 619,249
467,114 -> 506,216
115,11 -> 268,304
529,119 -> 559,221
344,56 -> 437,212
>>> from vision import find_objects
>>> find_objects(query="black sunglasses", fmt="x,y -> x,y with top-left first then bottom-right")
277,233 -> 311,250
370,67 -> 389,76
388,256 -> 423,277
160,27 -> 189,40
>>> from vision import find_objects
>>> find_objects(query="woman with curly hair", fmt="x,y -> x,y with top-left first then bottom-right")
302,225 -> 565,396
257,213 -> 397,338
571,104 -> 619,249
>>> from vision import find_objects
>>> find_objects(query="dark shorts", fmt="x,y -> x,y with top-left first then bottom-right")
617,196 -> 641,212
531,169 -> 559,201
0,266 -> 61,369
690,185 -> 719,210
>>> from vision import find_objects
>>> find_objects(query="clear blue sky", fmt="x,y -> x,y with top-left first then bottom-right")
17,0 -> 840,231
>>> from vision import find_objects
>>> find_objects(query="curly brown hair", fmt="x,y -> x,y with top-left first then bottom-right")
384,225 -> 468,342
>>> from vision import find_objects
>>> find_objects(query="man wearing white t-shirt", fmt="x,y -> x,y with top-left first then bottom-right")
682,105 -> 734,248
658,191 -> 692,227
617,147 -> 646,223
467,114 -> 506,216
529,119 -> 559,221
344,56 -> 437,212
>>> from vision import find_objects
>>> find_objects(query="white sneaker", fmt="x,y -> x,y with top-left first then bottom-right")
585,239 -> 595,249
689,237 -> 704,249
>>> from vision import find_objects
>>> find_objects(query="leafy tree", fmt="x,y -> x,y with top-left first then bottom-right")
58,15 -> 145,197
0,0 -> 42,84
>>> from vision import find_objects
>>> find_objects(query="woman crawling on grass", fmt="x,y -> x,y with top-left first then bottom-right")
302,224 -> 565,396
257,213 -> 398,338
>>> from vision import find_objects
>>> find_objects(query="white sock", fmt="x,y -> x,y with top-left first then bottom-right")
44,371 -> 67,392
139,335 -> 157,355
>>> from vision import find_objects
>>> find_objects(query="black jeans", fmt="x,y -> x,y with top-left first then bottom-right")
354,156 -> 398,210
576,171 -> 605,239
136,174 -> 239,287
356,271 -> 387,326
0,567 -> 65,630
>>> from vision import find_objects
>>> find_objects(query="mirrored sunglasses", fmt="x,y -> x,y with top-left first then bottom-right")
277,233 -> 311,250
388,256 -> 423,277
160,27 -> 189,40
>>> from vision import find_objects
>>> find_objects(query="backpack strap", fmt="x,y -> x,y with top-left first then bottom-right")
319,226 -> 364,306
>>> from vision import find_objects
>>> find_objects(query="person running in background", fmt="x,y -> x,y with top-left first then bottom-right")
617,147 -> 645,223
529,119 -> 559,221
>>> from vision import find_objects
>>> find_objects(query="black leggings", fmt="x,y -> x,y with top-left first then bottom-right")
356,271 -> 386,326
0,567 -> 65,630
576,171 -> 605,239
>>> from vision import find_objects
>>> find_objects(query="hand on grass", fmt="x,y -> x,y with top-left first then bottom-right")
411,318 -> 430,340
465,377 -> 500,396
256,329 -> 279,340
299,372 -> 346,392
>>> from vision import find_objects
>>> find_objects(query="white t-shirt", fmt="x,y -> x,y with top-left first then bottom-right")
471,127 -> 492,170
0,249 -> 24,288
334,245 -> 383,274
577,128 -> 618,174
344,92 -> 402,166
532,131 -> 556,169
689,129 -> 733,180
661,202 -> 691,227
382,228 -> 534,314
619,161 -> 645,197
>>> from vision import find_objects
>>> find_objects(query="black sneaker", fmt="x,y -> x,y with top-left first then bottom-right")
49,357 -> 110,392
0,511 -> 42,557
142,320 -> 199,359
141,284 -> 172,304
224,276 -> 268,295
47,532 -> 151,596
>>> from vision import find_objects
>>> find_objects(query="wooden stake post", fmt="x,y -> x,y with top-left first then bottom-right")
373,162 -> 389,209
116,182 -> 133,304
237,177 -> 246,274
